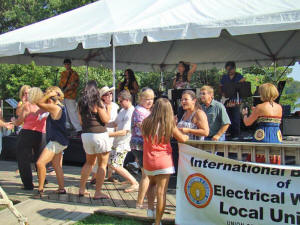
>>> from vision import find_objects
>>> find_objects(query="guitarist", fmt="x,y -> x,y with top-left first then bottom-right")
220,61 -> 245,140
59,59 -> 82,135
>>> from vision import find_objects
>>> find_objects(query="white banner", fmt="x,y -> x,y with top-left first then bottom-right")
176,144 -> 300,225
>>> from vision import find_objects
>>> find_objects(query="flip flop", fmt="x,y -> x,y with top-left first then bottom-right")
33,189 -> 44,199
79,191 -> 90,197
93,194 -> 110,200
54,189 -> 67,194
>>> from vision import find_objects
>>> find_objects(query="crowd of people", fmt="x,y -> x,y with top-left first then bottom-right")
0,58 -> 283,225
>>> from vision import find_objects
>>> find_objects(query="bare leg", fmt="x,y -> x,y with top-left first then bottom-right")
51,153 -> 64,190
107,166 -> 113,179
36,149 -> 55,191
155,174 -> 170,225
136,168 -> 150,207
94,152 -> 110,198
79,154 -> 96,195
147,176 -> 156,211
110,165 -> 138,185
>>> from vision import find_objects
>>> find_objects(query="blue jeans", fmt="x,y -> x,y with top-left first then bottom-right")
226,106 -> 241,138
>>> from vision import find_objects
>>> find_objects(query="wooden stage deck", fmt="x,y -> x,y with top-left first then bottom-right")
0,160 -> 176,225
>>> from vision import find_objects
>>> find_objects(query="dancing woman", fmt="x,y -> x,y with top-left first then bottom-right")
13,87 -> 47,190
78,80 -> 111,199
35,87 -> 69,195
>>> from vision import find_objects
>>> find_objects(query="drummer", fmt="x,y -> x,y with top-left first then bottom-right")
173,61 -> 197,89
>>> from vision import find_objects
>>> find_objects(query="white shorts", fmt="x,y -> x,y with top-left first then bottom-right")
81,132 -> 112,154
144,167 -> 175,176
46,141 -> 68,154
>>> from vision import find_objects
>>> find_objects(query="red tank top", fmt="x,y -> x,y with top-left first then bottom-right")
22,107 -> 47,133
143,136 -> 173,172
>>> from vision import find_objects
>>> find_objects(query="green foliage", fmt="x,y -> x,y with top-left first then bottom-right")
0,0 -> 97,34
75,214 -> 145,225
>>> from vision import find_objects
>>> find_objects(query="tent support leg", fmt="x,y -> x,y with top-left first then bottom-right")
112,42 -> 116,102
276,58 -> 295,82
85,64 -> 89,83
274,60 -> 277,80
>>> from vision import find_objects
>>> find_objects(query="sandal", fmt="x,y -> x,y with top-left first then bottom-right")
79,191 -> 90,197
55,189 -> 67,194
124,184 -> 139,193
33,189 -> 44,199
93,194 -> 109,200
90,178 -> 96,185
106,177 -> 118,183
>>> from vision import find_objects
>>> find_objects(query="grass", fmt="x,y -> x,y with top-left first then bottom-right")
75,214 -> 147,225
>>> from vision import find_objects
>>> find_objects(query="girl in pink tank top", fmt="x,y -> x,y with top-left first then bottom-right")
14,102 -> 47,133
12,88 -> 48,190
142,98 -> 189,225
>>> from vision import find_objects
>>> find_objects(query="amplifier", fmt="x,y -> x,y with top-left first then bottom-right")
168,88 -> 200,100
282,117 -> 300,136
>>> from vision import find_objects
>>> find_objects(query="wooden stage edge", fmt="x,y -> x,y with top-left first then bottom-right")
0,160 -> 176,225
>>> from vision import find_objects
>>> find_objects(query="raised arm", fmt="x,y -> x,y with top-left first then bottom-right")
13,103 -> 30,126
187,63 -> 197,82
36,91 -> 60,117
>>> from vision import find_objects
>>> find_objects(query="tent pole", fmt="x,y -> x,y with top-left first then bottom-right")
85,64 -> 89,83
160,70 -> 164,96
273,60 -> 277,83
112,41 -> 116,102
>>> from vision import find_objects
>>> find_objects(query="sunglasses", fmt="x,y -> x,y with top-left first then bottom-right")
103,92 -> 113,97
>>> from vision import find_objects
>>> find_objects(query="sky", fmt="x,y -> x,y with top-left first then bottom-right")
288,62 -> 300,81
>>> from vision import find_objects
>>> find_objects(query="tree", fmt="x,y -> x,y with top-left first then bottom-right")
0,0 -> 96,34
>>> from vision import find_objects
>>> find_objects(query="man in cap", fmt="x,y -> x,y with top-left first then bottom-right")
59,58 -> 82,134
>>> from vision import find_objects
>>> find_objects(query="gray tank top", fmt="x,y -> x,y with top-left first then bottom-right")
177,111 -> 204,141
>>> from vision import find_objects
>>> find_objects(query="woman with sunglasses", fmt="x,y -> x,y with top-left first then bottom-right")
12,87 -> 48,190
16,85 -> 31,117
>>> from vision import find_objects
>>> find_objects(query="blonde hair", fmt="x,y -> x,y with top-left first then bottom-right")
28,87 -> 44,104
19,85 -> 31,100
259,83 -> 279,102
200,85 -> 214,96
45,86 -> 64,102
138,87 -> 155,103
142,98 -> 174,144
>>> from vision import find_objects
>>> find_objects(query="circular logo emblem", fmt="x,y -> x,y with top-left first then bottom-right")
184,173 -> 212,208
254,129 -> 265,141
277,130 -> 282,142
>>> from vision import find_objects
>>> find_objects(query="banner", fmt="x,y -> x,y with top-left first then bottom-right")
176,144 -> 300,225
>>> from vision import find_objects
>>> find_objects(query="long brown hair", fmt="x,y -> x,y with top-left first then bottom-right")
142,98 -> 174,144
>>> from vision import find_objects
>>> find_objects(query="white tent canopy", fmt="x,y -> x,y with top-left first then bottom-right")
0,0 -> 300,72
